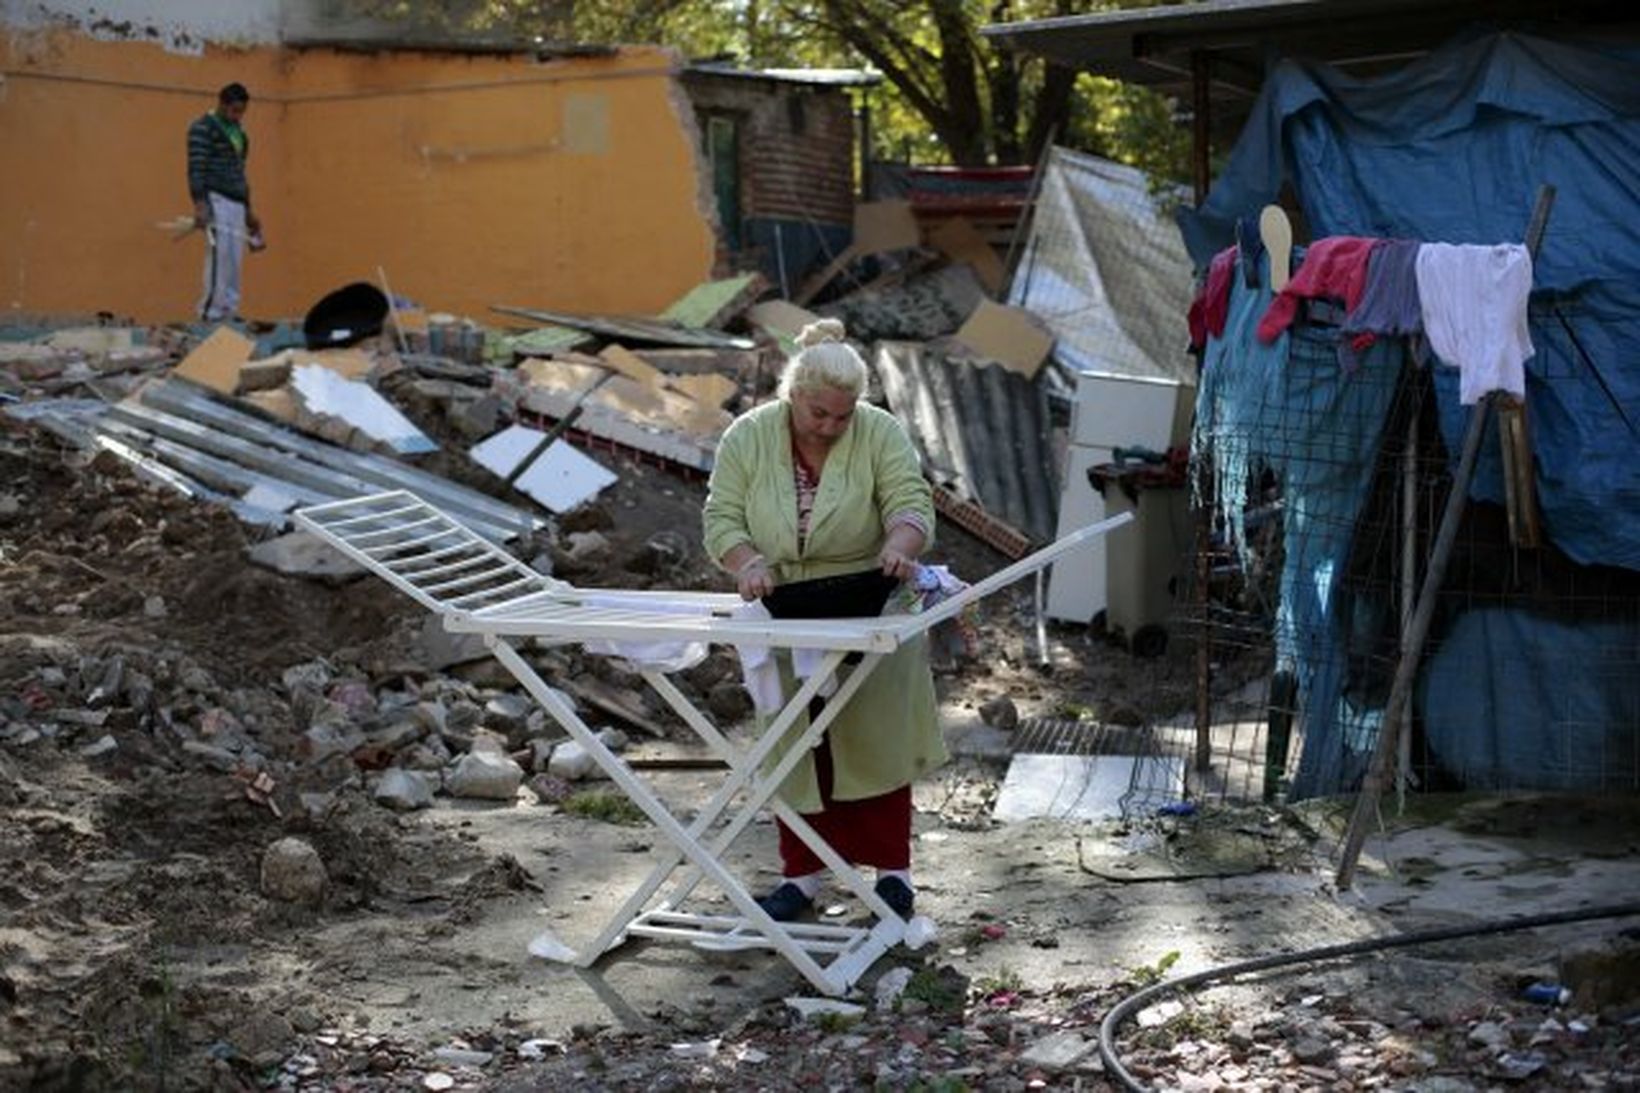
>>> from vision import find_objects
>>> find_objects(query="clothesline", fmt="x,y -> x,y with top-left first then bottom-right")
1189,232 -> 1535,406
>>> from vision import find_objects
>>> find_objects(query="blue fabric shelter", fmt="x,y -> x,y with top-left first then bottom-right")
1183,32 -> 1640,796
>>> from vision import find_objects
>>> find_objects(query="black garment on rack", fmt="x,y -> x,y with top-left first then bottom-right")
761,569 -> 900,620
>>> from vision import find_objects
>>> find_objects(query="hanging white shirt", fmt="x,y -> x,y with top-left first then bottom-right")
1414,242 -> 1534,405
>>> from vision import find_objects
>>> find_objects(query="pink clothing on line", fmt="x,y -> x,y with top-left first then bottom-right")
1256,236 -> 1381,343
1187,246 -> 1237,350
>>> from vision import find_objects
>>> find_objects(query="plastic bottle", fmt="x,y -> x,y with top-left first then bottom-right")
1523,982 -> 1571,1005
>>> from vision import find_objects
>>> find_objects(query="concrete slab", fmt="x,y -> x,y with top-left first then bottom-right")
992,753 -> 1185,822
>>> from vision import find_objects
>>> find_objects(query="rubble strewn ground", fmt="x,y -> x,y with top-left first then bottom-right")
4,330 -> 1638,1092
3,431 -> 1636,1092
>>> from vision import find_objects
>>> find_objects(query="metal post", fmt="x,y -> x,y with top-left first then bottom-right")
1396,403 -> 1418,811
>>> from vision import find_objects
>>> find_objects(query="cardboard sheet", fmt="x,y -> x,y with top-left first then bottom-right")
174,326 -> 255,395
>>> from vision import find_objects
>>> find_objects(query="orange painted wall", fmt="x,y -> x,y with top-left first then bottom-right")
0,31 -> 717,323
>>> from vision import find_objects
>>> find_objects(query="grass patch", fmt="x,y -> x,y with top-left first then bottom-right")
561,790 -> 648,826
902,966 -> 968,1015
813,1010 -> 863,1034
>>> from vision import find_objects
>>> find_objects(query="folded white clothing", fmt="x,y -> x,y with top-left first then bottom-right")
579,592 -> 710,673
1414,242 -> 1534,405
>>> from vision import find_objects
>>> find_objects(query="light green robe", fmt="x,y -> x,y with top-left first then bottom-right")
702,399 -> 947,812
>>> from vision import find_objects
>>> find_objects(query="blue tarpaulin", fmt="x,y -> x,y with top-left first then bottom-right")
1185,32 -> 1640,796
1182,31 -> 1640,570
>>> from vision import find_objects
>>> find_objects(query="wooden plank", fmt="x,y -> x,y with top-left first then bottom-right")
665,372 -> 738,409
598,344 -> 666,388
557,675 -> 670,739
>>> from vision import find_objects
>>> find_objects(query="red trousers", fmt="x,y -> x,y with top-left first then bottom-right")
776,730 -> 911,875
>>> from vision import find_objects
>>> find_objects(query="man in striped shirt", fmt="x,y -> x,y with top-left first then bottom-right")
187,83 -> 263,321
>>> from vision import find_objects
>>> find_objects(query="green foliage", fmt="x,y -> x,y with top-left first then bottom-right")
325,0 -> 1195,179
1127,948 -> 1181,987
813,1009 -> 864,1033
562,790 -> 648,826
973,964 -> 1024,996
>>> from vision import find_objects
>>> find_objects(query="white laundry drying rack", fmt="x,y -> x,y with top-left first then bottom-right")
295,490 -> 1131,996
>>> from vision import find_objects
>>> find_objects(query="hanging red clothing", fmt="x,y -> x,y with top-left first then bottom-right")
1187,246 -> 1237,350
1256,236 -> 1381,343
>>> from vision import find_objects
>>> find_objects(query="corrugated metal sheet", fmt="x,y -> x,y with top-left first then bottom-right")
873,342 -> 1059,543
51,379 -> 547,542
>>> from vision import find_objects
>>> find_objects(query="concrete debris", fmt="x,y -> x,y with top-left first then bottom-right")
445,751 -> 525,800
289,363 -> 437,456
260,837 -> 328,904
1019,1030 -> 1094,1072
545,741 -> 605,782
374,768 -> 436,811
248,531 -> 365,580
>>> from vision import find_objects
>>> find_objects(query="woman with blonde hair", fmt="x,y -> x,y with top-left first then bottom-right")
702,319 -> 946,921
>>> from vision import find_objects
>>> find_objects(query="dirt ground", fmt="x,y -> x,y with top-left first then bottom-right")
2,427 -> 1638,1093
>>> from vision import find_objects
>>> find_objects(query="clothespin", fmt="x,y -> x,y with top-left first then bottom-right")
1259,205 -> 1293,291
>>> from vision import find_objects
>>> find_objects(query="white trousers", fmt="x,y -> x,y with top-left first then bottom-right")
199,192 -> 246,322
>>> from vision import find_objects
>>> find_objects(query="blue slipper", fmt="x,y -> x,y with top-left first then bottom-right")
756,881 -> 813,922
873,875 -> 915,920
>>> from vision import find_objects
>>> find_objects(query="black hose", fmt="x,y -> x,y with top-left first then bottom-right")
1099,901 -> 1640,1092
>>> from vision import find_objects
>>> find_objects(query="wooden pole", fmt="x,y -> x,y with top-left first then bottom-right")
1335,185 -> 1556,889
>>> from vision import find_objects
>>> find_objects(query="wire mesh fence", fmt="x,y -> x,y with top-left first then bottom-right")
1173,313 -> 1640,810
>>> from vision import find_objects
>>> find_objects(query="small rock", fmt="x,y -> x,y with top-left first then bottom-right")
281,660 -> 332,694
416,617 -> 490,671
706,682 -> 752,723
374,768 -> 435,811
248,532 -> 363,580
451,393 -> 503,439
0,494 -> 20,522
1019,1030 -> 1092,1072
422,1075 -> 455,1092
367,721 -> 425,752
1468,1021 -> 1510,1052
260,838 -> 327,904
142,596 -> 168,619
546,741 -> 606,782
484,693 -> 533,736
564,530 -> 611,565
181,740 -> 240,771
445,751 -> 525,800
873,967 -> 914,1009
432,1045 -> 493,1067
978,695 -> 1019,730
1136,999 -> 1184,1028
595,726 -> 629,752
79,734 -> 117,758
1289,1036 -> 1335,1065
